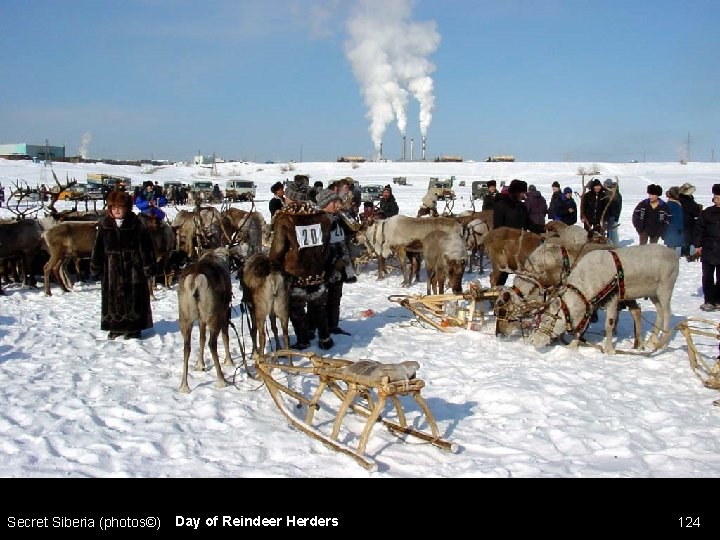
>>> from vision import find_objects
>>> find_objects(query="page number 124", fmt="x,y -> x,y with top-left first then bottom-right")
679,517 -> 700,527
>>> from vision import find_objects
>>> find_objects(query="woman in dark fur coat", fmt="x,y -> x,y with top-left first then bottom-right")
90,190 -> 156,339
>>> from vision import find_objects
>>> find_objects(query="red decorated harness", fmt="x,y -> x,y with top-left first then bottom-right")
558,251 -> 626,334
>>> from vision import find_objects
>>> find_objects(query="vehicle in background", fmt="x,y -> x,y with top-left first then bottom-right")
428,176 -> 456,200
360,184 -> 384,203
190,180 -> 214,202
225,179 -> 256,202
484,155 -> 515,162
163,180 -> 182,192
86,173 -> 133,199
392,176 -> 407,186
472,180 -> 505,200
58,183 -> 88,201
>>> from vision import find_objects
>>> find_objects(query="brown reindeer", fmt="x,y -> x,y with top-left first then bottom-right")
42,221 -> 98,296
0,219 -> 45,294
240,253 -> 290,360
423,230 -> 467,295
364,215 -> 462,286
220,208 -> 266,257
484,227 -> 544,287
177,247 -> 233,393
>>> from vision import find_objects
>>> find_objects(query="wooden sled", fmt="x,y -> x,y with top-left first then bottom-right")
389,283 -> 501,333
678,318 -> 720,404
255,350 -> 457,471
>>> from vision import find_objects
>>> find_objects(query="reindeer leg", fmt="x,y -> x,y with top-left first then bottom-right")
195,322 -> 207,371
208,327 -> 228,389
179,322 -> 193,393
603,298 -> 619,355
221,322 -> 232,366
269,314 -> 281,351
623,301 -> 643,350
43,257 -> 56,296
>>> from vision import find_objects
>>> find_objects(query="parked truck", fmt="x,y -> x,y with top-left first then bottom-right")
428,176 -> 456,200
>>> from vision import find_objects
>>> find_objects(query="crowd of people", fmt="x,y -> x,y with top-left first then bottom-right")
85,168 -> 720,345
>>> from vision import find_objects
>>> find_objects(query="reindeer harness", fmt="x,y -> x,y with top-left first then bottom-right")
556,250 -> 626,334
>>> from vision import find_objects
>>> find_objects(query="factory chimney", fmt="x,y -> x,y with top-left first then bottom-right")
410,138 -> 414,161
421,136 -> 427,161
402,136 -> 406,161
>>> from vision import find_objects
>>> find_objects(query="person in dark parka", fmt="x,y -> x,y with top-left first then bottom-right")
693,183 -> 720,311
632,184 -> 669,244
482,180 -> 501,211
555,187 -> 578,225
492,179 -> 538,285
678,182 -> 703,257
90,190 -> 156,340
581,178 -> 610,233
547,181 -> 562,220
377,185 -> 399,218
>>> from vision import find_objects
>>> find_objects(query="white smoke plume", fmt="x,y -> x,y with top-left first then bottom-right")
345,0 -> 439,154
78,132 -> 92,159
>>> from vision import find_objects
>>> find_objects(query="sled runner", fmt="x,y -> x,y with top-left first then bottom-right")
389,283 -> 500,333
678,317 -> 720,404
255,350 -> 457,471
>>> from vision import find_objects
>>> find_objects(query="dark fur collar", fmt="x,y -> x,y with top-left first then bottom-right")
276,201 -> 322,216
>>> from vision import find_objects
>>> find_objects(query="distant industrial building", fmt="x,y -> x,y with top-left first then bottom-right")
0,142 -> 66,160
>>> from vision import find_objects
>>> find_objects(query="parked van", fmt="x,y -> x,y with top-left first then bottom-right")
225,178 -> 256,202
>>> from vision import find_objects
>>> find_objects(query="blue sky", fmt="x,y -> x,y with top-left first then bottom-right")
1,0 -> 718,162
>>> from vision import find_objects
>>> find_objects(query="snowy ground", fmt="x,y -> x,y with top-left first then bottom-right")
0,158 -> 719,479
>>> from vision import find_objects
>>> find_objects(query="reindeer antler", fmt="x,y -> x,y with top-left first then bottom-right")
6,179 -> 42,220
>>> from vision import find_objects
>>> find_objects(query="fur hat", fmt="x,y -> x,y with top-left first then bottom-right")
551,181 -> 560,188
107,190 -> 132,209
316,188 -> 342,209
313,180 -> 324,188
603,178 -> 614,188
294,174 -> 310,185
528,184 -> 537,192
143,180 -> 154,189
679,182 -> 696,196
285,176 -> 309,201
343,176 -> 355,185
563,186 -> 573,194
508,179 -> 527,194
270,181 -> 283,194
666,186 -> 680,200
590,179 -> 602,189
647,184 -> 663,196
713,184 -> 720,196
487,180 -> 496,187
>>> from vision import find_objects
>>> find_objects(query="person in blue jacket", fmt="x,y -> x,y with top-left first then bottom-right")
662,186 -> 684,256
135,180 -> 167,221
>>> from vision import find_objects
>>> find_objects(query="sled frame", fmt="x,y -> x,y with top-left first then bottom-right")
255,350 -> 457,471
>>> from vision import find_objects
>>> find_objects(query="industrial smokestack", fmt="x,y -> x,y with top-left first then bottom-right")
421,136 -> 427,161
379,141 -> 383,161
410,138 -> 415,161
402,136 -> 406,161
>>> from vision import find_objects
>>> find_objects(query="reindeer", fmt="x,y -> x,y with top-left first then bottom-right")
177,247 -> 233,393
528,244 -> 679,354
0,219 -> 44,294
240,253 -> 290,360
220,207 -> 266,257
422,230 -> 467,295
364,215 -> 462,286
42,221 -> 98,295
